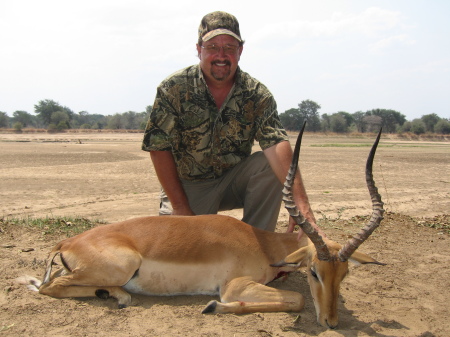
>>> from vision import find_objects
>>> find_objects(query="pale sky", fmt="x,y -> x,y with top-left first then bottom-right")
1,0 -> 449,121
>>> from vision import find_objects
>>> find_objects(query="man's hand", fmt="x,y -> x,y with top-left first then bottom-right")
286,215 -> 327,241
150,151 -> 194,217
286,216 -> 305,240
171,206 -> 195,216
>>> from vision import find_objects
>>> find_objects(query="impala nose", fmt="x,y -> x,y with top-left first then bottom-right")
325,319 -> 338,329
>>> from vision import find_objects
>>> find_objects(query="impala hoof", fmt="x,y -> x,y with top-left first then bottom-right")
202,300 -> 218,314
118,303 -> 128,309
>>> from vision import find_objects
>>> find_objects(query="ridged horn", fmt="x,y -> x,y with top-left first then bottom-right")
282,122 -> 330,261
338,129 -> 384,262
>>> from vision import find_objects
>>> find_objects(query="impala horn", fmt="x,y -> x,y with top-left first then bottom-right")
338,129 -> 384,261
282,122 -> 330,261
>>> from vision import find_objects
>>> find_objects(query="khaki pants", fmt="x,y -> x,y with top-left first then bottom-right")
159,151 -> 282,231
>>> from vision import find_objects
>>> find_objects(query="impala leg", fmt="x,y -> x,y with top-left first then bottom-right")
39,274 -> 132,308
202,276 -> 304,314
39,247 -> 141,308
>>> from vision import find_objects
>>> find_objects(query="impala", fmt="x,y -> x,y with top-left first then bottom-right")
19,126 -> 384,329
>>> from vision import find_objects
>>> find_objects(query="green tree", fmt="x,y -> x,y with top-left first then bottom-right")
320,113 -> 331,132
122,111 -> 139,129
363,115 -> 382,133
71,111 -> 90,128
434,119 -> 450,134
336,111 -> 353,128
12,110 -> 34,127
411,119 -> 426,135
107,113 -> 125,129
399,121 -> 412,133
298,100 -> 321,132
366,109 -> 406,133
352,111 -> 366,132
0,112 -> 9,128
86,114 -> 107,129
279,108 -> 302,131
421,113 -> 441,133
13,122 -> 23,132
91,116 -> 106,129
330,114 -> 348,133
51,111 -> 70,129
34,99 -> 73,127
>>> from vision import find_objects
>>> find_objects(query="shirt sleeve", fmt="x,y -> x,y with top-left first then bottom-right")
255,94 -> 289,150
141,85 -> 178,152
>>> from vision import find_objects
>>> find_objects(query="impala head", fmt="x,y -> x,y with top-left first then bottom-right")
277,123 -> 385,329
306,247 -> 348,329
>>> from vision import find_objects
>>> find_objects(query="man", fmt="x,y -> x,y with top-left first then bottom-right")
142,11 -> 322,238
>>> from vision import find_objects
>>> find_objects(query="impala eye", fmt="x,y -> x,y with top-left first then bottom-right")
310,268 -> 318,280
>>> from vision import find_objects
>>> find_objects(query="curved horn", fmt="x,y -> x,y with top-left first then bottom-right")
282,122 -> 330,261
338,129 -> 385,262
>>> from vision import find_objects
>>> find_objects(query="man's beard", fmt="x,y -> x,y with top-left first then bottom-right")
210,60 -> 231,81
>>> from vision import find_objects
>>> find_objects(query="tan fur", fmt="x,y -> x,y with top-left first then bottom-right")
23,213 -> 383,329
35,214 -> 305,311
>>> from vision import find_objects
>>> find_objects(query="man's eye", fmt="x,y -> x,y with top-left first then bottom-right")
202,44 -> 238,54
223,45 -> 238,53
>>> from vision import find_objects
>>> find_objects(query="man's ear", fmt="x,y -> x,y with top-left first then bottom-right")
238,45 -> 243,56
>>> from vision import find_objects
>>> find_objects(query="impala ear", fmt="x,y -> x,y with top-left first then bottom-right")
270,247 -> 310,268
348,250 -> 386,266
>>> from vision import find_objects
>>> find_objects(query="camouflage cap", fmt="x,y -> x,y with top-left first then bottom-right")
198,11 -> 242,44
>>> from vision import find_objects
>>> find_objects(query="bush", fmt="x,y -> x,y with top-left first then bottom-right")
411,120 -> 426,135
330,114 -> 348,133
399,121 -> 412,133
47,123 -> 59,133
13,122 -> 23,132
434,119 -> 450,134
57,121 -> 69,130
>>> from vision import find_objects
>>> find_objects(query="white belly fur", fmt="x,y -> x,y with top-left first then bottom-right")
122,259 -> 231,296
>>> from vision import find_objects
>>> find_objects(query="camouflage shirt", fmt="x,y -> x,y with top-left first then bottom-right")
142,64 -> 288,181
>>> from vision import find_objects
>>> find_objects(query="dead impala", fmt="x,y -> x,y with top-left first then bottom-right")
18,126 -> 385,329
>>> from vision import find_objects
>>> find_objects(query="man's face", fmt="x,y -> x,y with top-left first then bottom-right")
197,34 -> 243,84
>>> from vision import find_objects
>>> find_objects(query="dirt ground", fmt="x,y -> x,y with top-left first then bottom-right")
0,131 -> 449,337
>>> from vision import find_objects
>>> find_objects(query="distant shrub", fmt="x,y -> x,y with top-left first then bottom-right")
13,122 -> 23,132
411,120 -> 426,135
434,119 -> 450,134
57,121 -> 69,130
47,123 -> 59,133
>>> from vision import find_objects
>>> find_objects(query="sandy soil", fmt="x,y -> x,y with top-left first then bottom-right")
0,131 -> 449,337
